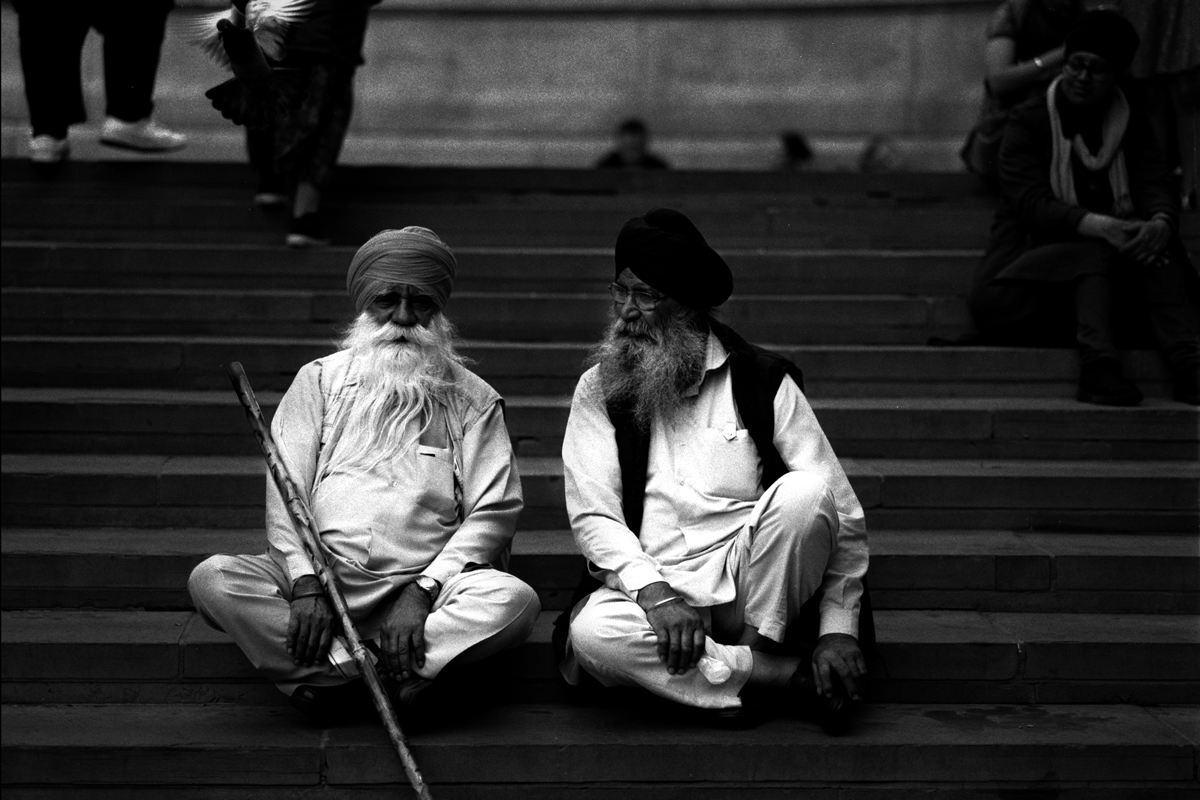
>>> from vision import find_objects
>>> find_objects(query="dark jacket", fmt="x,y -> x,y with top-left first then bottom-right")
552,321 -> 875,663
977,89 -> 1178,288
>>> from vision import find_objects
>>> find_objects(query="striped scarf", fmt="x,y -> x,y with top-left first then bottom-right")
1046,76 -> 1133,217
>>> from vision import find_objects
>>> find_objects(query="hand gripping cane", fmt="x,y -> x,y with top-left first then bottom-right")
228,362 -> 433,800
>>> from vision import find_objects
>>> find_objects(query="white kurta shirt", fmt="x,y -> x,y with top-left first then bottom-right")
266,349 -> 523,619
562,332 -> 868,638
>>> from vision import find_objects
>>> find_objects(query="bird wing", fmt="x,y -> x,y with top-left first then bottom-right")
246,0 -> 315,62
172,5 -> 246,70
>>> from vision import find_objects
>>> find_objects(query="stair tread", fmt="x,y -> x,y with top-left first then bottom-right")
3,526 -> 1196,558
4,608 -> 1198,646
5,452 -> 1196,478
1,702 -> 1195,788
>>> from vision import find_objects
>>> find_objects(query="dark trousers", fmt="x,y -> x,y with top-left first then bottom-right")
15,0 -> 174,138
244,60 -> 356,192
970,241 -> 1200,367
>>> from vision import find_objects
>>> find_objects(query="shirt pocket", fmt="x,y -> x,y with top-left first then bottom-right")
411,445 -> 458,523
693,427 -> 762,501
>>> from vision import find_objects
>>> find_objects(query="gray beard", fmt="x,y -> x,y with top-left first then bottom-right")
328,312 -> 463,473
592,308 -> 710,431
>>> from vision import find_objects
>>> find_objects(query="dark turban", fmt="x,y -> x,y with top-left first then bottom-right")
346,227 -> 457,314
1064,10 -> 1140,74
614,208 -> 732,309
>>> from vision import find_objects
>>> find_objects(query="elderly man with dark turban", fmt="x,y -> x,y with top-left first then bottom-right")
189,227 -> 540,724
970,9 -> 1200,406
555,208 -> 872,731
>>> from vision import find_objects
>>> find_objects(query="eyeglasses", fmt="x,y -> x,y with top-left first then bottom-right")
609,283 -> 663,312
1064,57 -> 1112,78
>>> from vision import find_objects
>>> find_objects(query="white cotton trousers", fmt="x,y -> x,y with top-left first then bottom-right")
189,553 -> 541,696
564,471 -> 838,710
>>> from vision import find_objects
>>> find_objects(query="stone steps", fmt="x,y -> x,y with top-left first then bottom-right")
3,528 -> 1196,615
0,160 -> 993,196
4,703 -> 1195,797
1,286 -> 971,345
3,162 -> 1197,794
1,241 -> 980,295
7,389 -> 1196,460
3,608 -> 1198,706
3,454 -> 1197,533
3,189 -> 1196,250
0,193 -> 1000,248
0,337 -> 1180,397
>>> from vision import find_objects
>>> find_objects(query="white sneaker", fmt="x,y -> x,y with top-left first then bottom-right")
29,134 -> 69,163
100,117 -> 187,152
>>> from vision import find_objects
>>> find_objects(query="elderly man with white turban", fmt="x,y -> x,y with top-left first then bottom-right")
189,227 -> 540,724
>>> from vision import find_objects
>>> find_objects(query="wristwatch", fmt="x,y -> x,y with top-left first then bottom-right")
412,575 -> 441,604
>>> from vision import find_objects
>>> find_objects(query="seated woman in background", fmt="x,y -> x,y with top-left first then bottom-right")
962,0 -> 1085,183
969,10 -> 1200,407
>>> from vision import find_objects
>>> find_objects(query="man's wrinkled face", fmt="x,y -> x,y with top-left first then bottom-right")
611,268 -> 682,340
365,283 -> 439,340
1061,51 -> 1117,109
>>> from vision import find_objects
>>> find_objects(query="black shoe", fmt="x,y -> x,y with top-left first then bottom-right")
387,676 -> 441,731
1171,363 -> 1200,405
786,666 -> 856,735
286,213 -> 329,248
289,680 -> 368,725
712,699 -> 766,729
1077,359 -> 1143,406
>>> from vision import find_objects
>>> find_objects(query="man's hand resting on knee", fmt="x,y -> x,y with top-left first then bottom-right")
637,581 -> 706,676
812,632 -> 866,702
380,582 -> 433,681
287,575 -> 334,666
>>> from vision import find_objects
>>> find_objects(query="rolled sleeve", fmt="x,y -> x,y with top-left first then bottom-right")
266,361 -> 324,585
771,376 -> 868,640
563,367 -> 665,597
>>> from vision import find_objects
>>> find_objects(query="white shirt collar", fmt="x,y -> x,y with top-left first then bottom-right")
681,330 -> 729,398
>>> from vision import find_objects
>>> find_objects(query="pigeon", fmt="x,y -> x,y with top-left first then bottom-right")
176,0 -> 313,129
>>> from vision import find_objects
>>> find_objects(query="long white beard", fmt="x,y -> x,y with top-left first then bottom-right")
592,307 -> 710,431
326,312 -> 465,474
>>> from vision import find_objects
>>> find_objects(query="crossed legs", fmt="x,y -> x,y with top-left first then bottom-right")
189,553 -> 540,697
566,471 -> 838,710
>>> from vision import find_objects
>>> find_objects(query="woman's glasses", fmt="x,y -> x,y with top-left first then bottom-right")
1064,57 -> 1112,78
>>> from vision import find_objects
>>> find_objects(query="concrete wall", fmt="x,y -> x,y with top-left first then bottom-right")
0,0 -> 999,168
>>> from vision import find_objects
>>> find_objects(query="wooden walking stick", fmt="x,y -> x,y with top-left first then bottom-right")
227,362 -> 434,800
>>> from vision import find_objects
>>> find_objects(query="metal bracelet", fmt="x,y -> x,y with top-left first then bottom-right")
650,595 -> 685,610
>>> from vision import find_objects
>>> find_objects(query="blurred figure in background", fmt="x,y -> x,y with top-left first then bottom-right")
970,11 -> 1200,407
777,131 -> 814,172
596,118 -> 670,170
858,134 -> 902,174
1118,0 -> 1199,209
247,0 -> 380,248
961,0 -> 1086,185
14,0 -> 187,163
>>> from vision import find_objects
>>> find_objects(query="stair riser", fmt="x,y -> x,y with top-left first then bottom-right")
7,505 -> 1195,532
3,639 -> 1197,706
7,400 -> 1195,460
1,244 -> 979,294
0,201 -> 1000,249
3,469 -> 1194,513
3,550 -> 1196,613
0,291 -> 968,345
0,341 -> 1178,395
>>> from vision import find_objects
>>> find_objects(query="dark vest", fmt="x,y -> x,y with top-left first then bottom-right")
552,321 -> 875,661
